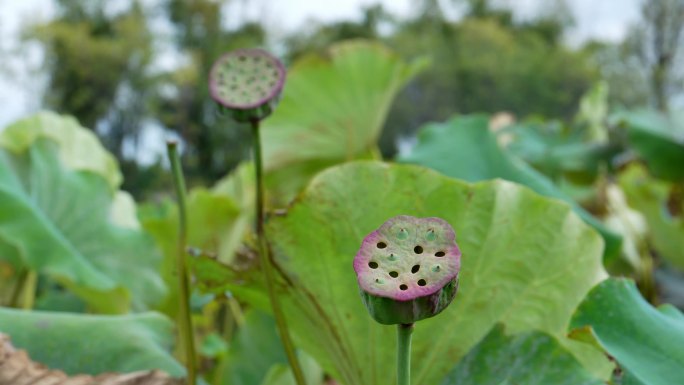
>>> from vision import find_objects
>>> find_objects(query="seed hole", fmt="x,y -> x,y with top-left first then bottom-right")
368,261 -> 378,269
238,56 -> 246,61
389,271 -> 399,278
414,245 -> 423,254
435,251 -> 445,257
400,284 -> 408,291
417,279 -> 427,286
377,242 -> 387,249
411,265 -> 420,274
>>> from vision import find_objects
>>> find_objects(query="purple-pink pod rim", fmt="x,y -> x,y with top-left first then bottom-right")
208,48 -> 286,109
353,215 -> 461,302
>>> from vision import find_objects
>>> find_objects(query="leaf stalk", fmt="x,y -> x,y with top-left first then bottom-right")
251,119 -> 307,385
166,140 -> 197,385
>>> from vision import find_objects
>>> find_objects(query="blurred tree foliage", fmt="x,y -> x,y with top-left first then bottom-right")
284,0 -> 599,157
626,0 -> 684,112
25,0 -> 673,193
29,0 -> 153,160
586,0 -> 684,112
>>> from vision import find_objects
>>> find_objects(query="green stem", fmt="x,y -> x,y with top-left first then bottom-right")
9,268 -> 27,308
21,270 -> 37,310
11,269 -> 37,310
227,294 -> 245,327
166,141 -> 197,385
251,120 -> 307,385
397,323 -> 413,385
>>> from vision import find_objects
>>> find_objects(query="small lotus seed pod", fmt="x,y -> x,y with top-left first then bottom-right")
209,48 -> 286,123
353,215 -> 461,325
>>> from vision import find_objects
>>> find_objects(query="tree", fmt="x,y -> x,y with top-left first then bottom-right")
382,4 -> 598,156
284,4 -> 390,62
28,0 -> 154,160
629,0 -> 684,111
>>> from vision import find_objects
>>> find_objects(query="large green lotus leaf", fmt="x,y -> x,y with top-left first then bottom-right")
613,109 -> 684,182
0,111 -> 122,189
0,139 -> 165,312
571,278 -> 684,385
261,40 -> 427,171
398,114 -> 621,259
0,307 -> 184,377
618,164 -> 684,270
261,161 -> 609,385
440,325 -> 603,385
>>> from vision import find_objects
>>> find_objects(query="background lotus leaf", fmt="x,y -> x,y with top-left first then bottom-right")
613,109 -> 684,182
571,278 -> 684,385
397,114 -> 621,259
0,307 -> 184,377
440,325 -> 603,385
0,114 -> 165,312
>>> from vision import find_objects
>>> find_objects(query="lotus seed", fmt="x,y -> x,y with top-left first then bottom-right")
426,229 -> 436,241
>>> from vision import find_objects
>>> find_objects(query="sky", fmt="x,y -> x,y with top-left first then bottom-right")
0,0 -> 642,132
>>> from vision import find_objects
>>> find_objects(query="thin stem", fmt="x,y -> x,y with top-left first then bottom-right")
11,269 -> 37,310
227,295 -> 245,327
9,268 -> 28,308
251,119 -> 307,385
397,323 -> 414,385
20,270 -> 37,310
166,141 -> 197,385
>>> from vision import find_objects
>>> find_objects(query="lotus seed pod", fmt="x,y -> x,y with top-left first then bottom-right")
209,48 -> 286,123
353,215 -> 461,325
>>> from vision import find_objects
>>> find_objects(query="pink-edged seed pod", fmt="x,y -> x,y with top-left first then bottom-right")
209,48 -> 286,123
353,215 -> 461,325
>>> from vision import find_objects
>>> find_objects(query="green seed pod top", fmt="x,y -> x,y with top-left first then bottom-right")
353,215 -> 461,324
209,48 -> 286,122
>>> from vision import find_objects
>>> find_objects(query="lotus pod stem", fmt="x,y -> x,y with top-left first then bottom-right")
354,215 -> 461,325
354,215 -> 462,385
209,48 -> 304,384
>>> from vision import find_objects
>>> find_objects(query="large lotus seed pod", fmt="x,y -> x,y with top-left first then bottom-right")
353,215 -> 461,325
209,48 -> 286,122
